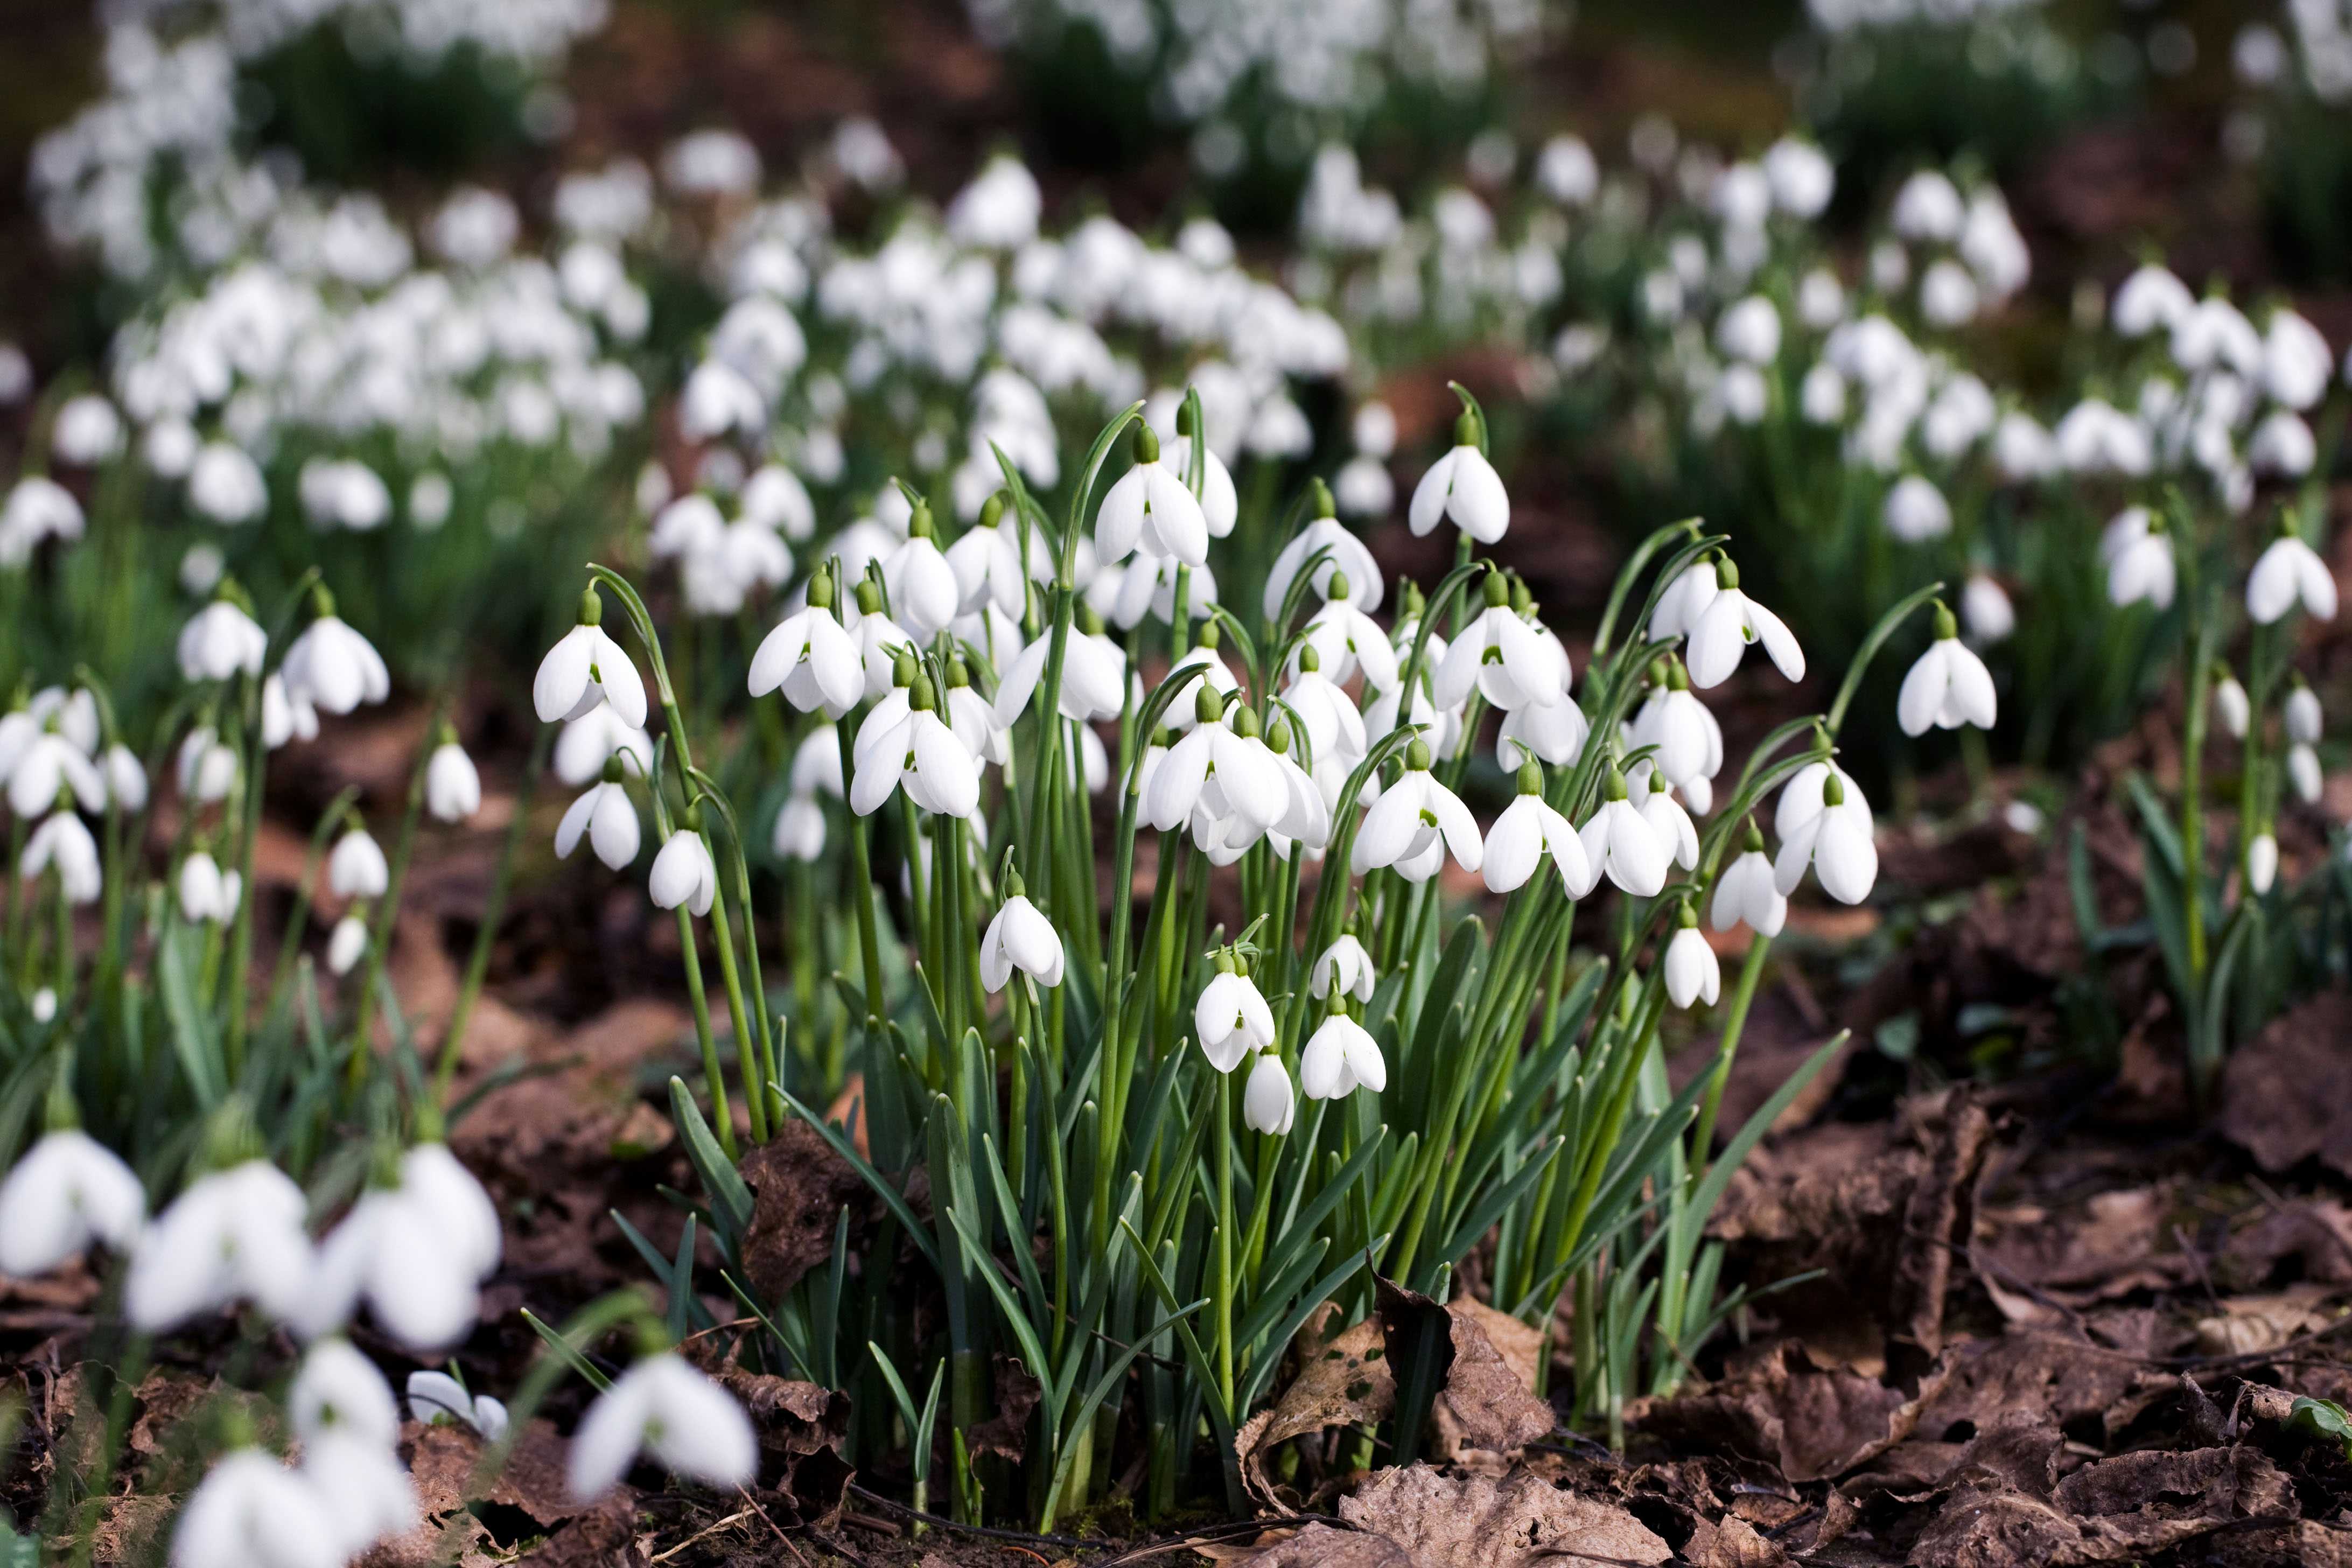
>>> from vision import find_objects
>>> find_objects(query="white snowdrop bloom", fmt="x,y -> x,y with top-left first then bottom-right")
1310,934 -> 1376,1003
1195,965 -> 1276,1074
2112,264 -> 2194,337
1299,1002 -> 1387,1100
1664,912 -> 1720,1010
187,443 -> 267,523
1437,578 -> 1569,712
2263,309 -> 2333,410
740,466 -> 816,541
1408,415 -> 1509,543
1243,1053 -> 1296,1135
1651,561 -> 1720,642
555,708 -> 653,788
126,1160 -> 312,1331
852,685 -> 981,819
981,888 -> 1063,992
10,731 -> 106,817
2249,410 -> 2318,478
1773,767 -> 1878,905
1297,585 -> 1398,691
1482,771 -> 1598,897
0,477 -> 83,564
1569,772 -> 1663,897
2213,671 -> 2251,738
1716,296 -> 1782,366
1992,411 -> 2056,482
664,128 -> 761,195
1686,559 -> 1804,690
396,1142 -> 501,1283
557,770 -> 643,870
2101,507 -> 2175,610
1161,644 -> 1242,737
23,811 -> 101,904
773,796 -> 826,861
1160,428 -> 1239,538
425,739 -> 481,823
1263,517 -> 1385,619
171,1450 -> 339,1568
260,676 -> 317,752
1496,699 -> 1589,771
568,1352 -> 757,1503
2290,743 -> 2323,804
1632,664 -> 1722,794
281,608 -> 389,717
1763,137 -> 1835,218
1717,365 -> 1769,427
749,580 -> 864,718
991,625 -> 1125,728
328,828 -> 388,899
1096,424 -> 1209,568
327,915 -> 369,976
177,598 -> 267,682
1799,363 -> 1847,425
2287,682 -> 2323,746
304,1187 -> 478,1349
101,744 -> 145,810
844,593 -> 921,703
1279,660 -> 1368,775
947,155 -> 1043,249
1639,773 -> 1699,870
2246,832 -> 2278,896
27,688 -> 96,756
648,828 -> 718,918
1147,691 -> 1286,836
180,544 -> 225,597
1890,171 -> 1964,242
945,515 -> 1027,621
1351,740 -> 1482,877
52,394 -> 123,465
176,727 -> 239,802
177,851 -> 241,924
534,596 -> 647,727
2173,297 -> 2265,378
881,512 -> 961,639
290,1339 -> 400,1449
1775,757 -> 1875,842
407,1370 -> 509,1439
1916,259 -> 1980,329
2054,398 -> 2153,477
943,664 -> 1006,766
1898,604 -> 1998,736
1881,474 -> 1952,543
1333,455 -> 1394,519
1961,575 -> 2015,645
2248,527 -> 2337,624
298,460 -> 392,532
0,1129 -> 145,1276
300,1433 -> 417,1562
678,360 -> 765,443
649,494 -> 724,560
1711,828 -> 1787,937
145,419 -> 198,479
1536,135 -> 1599,205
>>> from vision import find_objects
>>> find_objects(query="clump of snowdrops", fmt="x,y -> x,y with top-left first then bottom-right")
521,380 -> 1977,1527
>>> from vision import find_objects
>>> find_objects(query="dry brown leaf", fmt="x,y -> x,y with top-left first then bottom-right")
1909,1444 -> 2295,1566
1430,1296 -> 1553,1460
738,1117 -> 871,1304
1632,1341 -> 1951,1483
2193,1285 -> 2337,1357
1335,1465 -> 1671,1568
962,1355 -> 1042,1467
1236,1308 -> 1395,1508
1237,1522 -> 1416,1567
2221,991 -> 2352,1177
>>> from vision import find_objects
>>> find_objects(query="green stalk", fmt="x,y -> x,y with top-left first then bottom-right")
1689,934 -> 1771,1174
347,706 -> 440,1097
836,721 -> 885,1025
433,727 -> 547,1104
704,870 -> 769,1145
1214,1068 -> 1235,1409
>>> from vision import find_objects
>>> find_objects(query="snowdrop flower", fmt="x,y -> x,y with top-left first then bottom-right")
1162,405 -> 1238,538
1891,171 -> 1964,242
327,915 -> 369,976
1961,575 -> 2014,645
1664,906 -> 1720,1010
176,728 -> 239,802
1278,645 -> 1367,767
1632,660 -> 1721,796
534,589 -> 648,727
0,477 -> 83,564
425,732 -> 481,823
177,851 -> 241,924
1408,410 -> 1509,544
1917,260 -> 1979,328
981,875 -> 1064,992
1686,557 -> 1804,690
555,708 -> 653,788
407,1370 -> 509,1439
882,502 -> 960,638
1096,423 -> 1209,568
844,581 -> 921,701
1310,934 -> 1376,1003
0,1129 -> 145,1276
300,1433 -> 417,1562
177,596 -> 267,682
1651,559 -> 1719,642
945,496 -> 1028,619
171,1450 -> 339,1568
1437,572 -> 1569,711
281,596 -> 390,716
1146,686 -> 1286,837
145,421 -> 197,479
329,827 -> 389,899
9,731 -> 104,818
852,677 -> 981,818
648,825 -> 718,918
1482,764 -> 1598,897
1773,764 -> 1878,905
23,810 -> 101,904
1763,137 -> 1835,218
2290,744 -> 2323,804
126,1159 -> 312,1330
1242,1053 -> 1296,1135
2264,310 -> 2333,410
261,677 -> 317,752
557,760 -> 643,870
1299,996 -> 1387,1100
395,1141 -> 502,1283
568,1352 -> 757,1502
1351,738 -> 1482,877
1297,578 -> 1398,690
1578,770 -> 1669,897
1717,296 -> 1782,365
1898,603 -> 1998,736
2248,520 -> 2337,624
2246,831 -> 2278,895
2287,679 -> 2323,746
1263,515 -> 1384,619
1992,412 -> 2056,482
749,571 -> 864,718
2247,409 -> 2317,479
2213,667 -> 2251,738
772,796 -> 825,860
187,444 -> 268,524
1195,960 -> 1276,1074
1639,772 -> 1700,870
1882,474 -> 1952,543
1496,699 -> 1589,771
291,1340 -> 400,1449
1711,822 -> 1787,936
2102,506 -> 2175,610
52,394 -> 124,465
304,1188 -> 471,1349
2112,264 -> 2194,337
1800,363 -> 1847,425
100,744 -> 143,810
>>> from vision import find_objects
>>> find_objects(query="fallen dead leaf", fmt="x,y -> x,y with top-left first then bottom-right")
1908,1443 -> 2295,1566
1237,1522 -> 1415,1567
1335,1464 -> 1672,1568
2194,1285 -> 2337,1357
1631,1341 -> 1953,1483
738,1117 -> 871,1304
2220,991 -> 2352,1178
962,1354 -> 1041,1467
1430,1295 -> 1553,1461
1237,1307 -> 1395,1508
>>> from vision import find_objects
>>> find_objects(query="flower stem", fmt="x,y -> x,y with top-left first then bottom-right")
1690,933 -> 1771,1174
